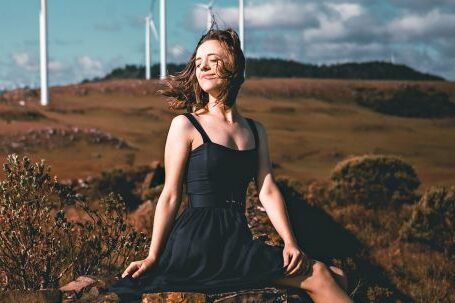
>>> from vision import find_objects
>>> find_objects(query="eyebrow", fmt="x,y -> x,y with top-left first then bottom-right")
195,53 -> 220,61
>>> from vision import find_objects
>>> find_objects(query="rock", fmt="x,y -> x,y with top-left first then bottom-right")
128,200 -> 156,234
60,276 -> 115,303
0,289 -> 62,303
60,275 -> 97,295
208,287 -> 287,303
142,292 -> 206,303
140,162 -> 165,194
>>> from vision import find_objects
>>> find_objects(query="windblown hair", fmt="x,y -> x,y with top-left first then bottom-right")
158,22 -> 245,113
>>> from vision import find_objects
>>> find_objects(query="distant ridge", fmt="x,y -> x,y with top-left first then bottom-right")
81,58 -> 444,83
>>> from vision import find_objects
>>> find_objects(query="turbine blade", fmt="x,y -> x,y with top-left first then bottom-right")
195,3 -> 209,9
150,21 -> 159,41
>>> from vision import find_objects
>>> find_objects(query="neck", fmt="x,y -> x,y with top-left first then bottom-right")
206,92 -> 239,123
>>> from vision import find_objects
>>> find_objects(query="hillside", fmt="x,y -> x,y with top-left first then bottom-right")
80,59 -> 445,84
1,78 -> 454,302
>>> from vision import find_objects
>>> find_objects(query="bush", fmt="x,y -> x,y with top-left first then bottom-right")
92,167 -> 150,210
353,85 -> 455,118
0,154 -> 149,291
329,154 -> 420,207
400,185 -> 455,255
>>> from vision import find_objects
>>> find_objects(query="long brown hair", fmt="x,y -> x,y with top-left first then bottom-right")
158,23 -> 245,113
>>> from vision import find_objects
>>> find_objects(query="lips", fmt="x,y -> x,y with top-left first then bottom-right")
202,74 -> 216,79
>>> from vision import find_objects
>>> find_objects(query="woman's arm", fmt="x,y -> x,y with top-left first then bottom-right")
146,114 -> 192,259
253,121 -> 298,246
254,120 -> 309,276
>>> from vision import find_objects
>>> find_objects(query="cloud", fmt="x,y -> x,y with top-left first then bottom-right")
12,52 -> 37,72
387,9 -> 455,41
48,60 -> 71,73
169,44 -> 191,62
191,1 -> 320,30
393,0 -> 455,13
77,56 -> 105,77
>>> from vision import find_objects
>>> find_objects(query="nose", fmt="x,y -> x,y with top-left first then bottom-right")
200,59 -> 210,71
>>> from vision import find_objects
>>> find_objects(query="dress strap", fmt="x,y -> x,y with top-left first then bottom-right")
183,113 -> 211,143
246,118 -> 259,150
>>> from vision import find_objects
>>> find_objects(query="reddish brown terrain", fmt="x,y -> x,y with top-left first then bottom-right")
1,78 -> 454,302
1,78 -> 455,187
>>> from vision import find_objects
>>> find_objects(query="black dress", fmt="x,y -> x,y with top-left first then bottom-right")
106,113 -> 286,301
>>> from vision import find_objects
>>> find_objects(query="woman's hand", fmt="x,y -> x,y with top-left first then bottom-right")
282,242 -> 311,277
122,256 -> 157,279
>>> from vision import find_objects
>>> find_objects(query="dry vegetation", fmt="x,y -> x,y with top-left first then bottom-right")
1,78 -> 454,302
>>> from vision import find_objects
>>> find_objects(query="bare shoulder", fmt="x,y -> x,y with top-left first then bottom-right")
166,114 -> 194,144
169,114 -> 193,132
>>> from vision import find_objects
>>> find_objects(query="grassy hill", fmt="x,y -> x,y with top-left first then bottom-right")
81,58 -> 445,84
0,78 -> 454,302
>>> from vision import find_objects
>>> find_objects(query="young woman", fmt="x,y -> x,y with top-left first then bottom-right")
106,28 -> 353,303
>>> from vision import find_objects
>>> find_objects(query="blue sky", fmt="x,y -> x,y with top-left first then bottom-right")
1,0 -> 454,90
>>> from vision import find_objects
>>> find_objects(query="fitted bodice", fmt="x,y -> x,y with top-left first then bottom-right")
182,113 -> 259,211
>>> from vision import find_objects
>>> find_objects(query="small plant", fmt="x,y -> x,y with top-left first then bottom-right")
0,154 -> 150,291
400,185 -> 455,255
329,154 -> 420,207
92,167 -> 148,210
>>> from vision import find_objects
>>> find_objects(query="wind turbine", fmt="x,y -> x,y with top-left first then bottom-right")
145,0 -> 159,80
195,0 -> 216,32
239,0 -> 246,77
159,0 -> 167,80
39,0 -> 49,106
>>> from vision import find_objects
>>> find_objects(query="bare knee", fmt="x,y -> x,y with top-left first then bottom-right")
329,266 -> 349,291
304,261 -> 335,292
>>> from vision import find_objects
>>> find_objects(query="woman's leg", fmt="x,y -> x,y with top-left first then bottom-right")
329,265 -> 349,292
272,260 -> 353,303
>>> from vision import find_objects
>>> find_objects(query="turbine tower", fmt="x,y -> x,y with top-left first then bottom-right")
239,0 -> 246,77
39,0 -> 49,106
239,0 -> 244,51
195,0 -> 215,32
145,0 -> 159,80
159,0 -> 167,80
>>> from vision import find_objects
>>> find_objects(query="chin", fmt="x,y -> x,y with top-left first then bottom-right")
200,83 -> 222,95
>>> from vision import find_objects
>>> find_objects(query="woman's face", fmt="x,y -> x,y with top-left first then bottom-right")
195,39 -> 227,95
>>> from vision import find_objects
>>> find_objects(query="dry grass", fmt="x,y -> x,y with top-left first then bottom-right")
1,78 -> 454,301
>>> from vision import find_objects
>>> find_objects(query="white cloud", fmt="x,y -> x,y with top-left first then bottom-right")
192,2 -> 320,30
12,52 -> 37,72
388,9 -> 455,40
48,60 -> 69,73
77,56 -> 104,77
326,3 -> 363,21
169,44 -> 189,62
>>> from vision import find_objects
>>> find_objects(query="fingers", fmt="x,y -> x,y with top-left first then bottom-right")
282,251 -> 291,270
122,262 -> 139,278
288,258 -> 303,277
284,253 -> 299,276
132,263 -> 148,279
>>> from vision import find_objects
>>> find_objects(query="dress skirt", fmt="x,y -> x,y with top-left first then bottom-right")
106,207 -> 286,301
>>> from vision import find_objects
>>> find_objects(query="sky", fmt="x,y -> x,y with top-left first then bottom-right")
1,0 -> 454,90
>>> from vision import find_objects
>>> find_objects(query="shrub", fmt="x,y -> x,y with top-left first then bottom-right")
329,154 -> 420,207
91,167 -> 150,210
399,185 -> 455,255
0,154 -> 149,291
353,85 -> 455,118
